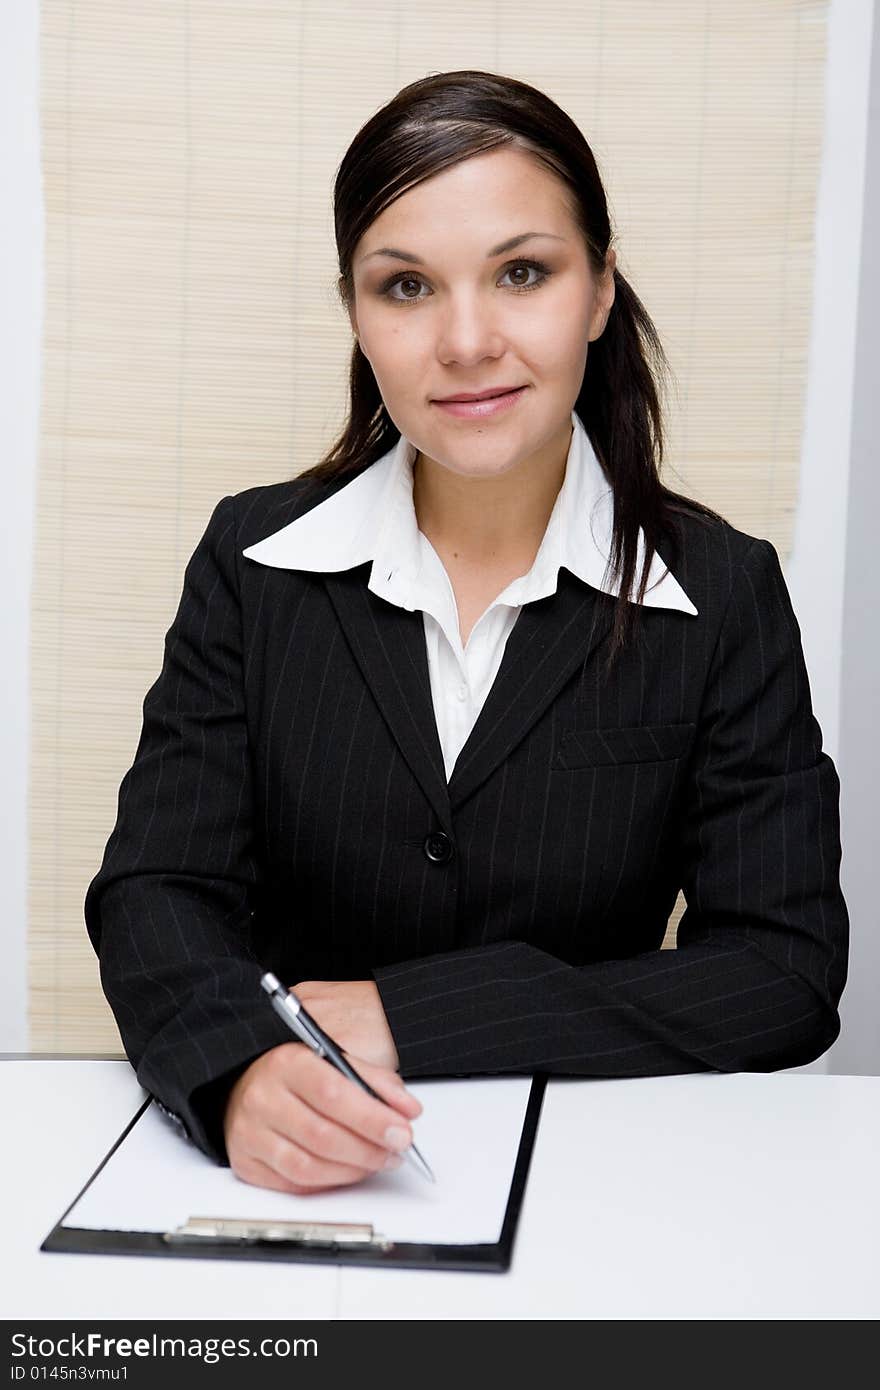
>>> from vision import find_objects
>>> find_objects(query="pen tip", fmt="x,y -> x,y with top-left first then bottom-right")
409,1145 -> 436,1183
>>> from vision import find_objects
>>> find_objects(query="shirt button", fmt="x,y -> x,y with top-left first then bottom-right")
456,683 -> 468,702
423,831 -> 454,864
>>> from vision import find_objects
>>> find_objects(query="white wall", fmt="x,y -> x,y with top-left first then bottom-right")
1,1 -> 41,1051
823,0 -> 880,1075
1,0 -> 875,1064
784,0 -> 877,1074
787,0 -> 874,770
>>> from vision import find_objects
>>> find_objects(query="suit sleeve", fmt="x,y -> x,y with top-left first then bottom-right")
84,495 -> 293,1164
372,538 -> 849,1078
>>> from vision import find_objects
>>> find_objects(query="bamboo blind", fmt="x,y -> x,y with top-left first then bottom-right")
32,0 -> 828,1051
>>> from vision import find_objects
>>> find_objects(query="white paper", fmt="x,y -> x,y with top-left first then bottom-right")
62,1077 -> 534,1246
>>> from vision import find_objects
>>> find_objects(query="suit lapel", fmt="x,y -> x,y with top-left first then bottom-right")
447,571 -> 615,811
323,566 -> 615,825
323,567 -> 454,831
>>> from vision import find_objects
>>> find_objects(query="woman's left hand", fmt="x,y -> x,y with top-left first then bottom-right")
292,979 -> 400,1072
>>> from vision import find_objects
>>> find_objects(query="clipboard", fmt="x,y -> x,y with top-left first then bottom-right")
41,1075 -> 546,1273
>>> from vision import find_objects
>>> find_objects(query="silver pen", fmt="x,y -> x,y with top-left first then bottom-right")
260,972 -> 435,1183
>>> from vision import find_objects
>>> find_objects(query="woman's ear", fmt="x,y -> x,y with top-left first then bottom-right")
588,248 -> 616,342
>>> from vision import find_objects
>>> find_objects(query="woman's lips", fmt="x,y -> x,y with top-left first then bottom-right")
432,386 -> 527,419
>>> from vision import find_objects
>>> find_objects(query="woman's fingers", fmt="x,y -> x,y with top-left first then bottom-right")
346,1055 -> 423,1120
273,1047 -> 414,1161
266,1086 -> 407,1182
230,1149 -> 371,1197
230,1151 -> 306,1194
224,1042 -> 422,1193
234,1127 -> 404,1195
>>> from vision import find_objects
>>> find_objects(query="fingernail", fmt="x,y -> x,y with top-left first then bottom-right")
384,1125 -> 410,1152
383,1152 -> 404,1171
392,1082 -> 419,1109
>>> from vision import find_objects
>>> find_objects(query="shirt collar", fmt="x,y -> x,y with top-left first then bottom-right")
242,410 -> 698,616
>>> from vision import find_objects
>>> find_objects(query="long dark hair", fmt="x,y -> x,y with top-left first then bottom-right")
300,69 -> 724,670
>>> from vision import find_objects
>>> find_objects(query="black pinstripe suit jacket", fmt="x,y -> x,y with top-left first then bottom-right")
84,470 -> 849,1164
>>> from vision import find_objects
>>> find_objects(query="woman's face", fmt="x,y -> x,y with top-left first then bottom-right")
348,146 -> 615,482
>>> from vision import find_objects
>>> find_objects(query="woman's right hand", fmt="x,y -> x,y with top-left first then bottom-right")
223,1042 -> 423,1194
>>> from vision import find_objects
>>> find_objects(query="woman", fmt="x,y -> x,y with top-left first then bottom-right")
85,70 -> 849,1196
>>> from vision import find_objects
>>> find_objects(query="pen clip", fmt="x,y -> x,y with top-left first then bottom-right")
290,1007 -> 328,1058
263,974 -> 327,1058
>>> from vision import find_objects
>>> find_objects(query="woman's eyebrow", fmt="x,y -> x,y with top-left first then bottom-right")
360,231 -> 567,267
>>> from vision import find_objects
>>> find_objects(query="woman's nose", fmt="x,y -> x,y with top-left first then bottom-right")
435,296 -> 507,364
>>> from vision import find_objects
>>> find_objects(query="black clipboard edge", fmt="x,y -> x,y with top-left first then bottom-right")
46,1095 -> 154,1231
41,1076 -> 547,1275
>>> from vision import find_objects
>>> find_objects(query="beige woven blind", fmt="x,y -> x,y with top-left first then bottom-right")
32,0 -> 828,1051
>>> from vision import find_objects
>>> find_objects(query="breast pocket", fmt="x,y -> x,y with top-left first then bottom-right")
552,721 -> 696,770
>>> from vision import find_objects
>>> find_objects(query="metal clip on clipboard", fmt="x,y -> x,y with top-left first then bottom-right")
163,1217 -> 393,1251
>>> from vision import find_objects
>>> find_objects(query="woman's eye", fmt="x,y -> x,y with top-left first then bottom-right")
387,276 -> 427,302
502,263 -> 546,290
381,259 -> 551,304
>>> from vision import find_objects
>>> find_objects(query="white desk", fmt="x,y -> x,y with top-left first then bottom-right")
4,1060 -> 877,1320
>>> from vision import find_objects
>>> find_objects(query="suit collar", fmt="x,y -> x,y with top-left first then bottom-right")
241,410 -> 699,618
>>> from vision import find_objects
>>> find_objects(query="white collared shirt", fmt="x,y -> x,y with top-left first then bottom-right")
243,410 -> 698,781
